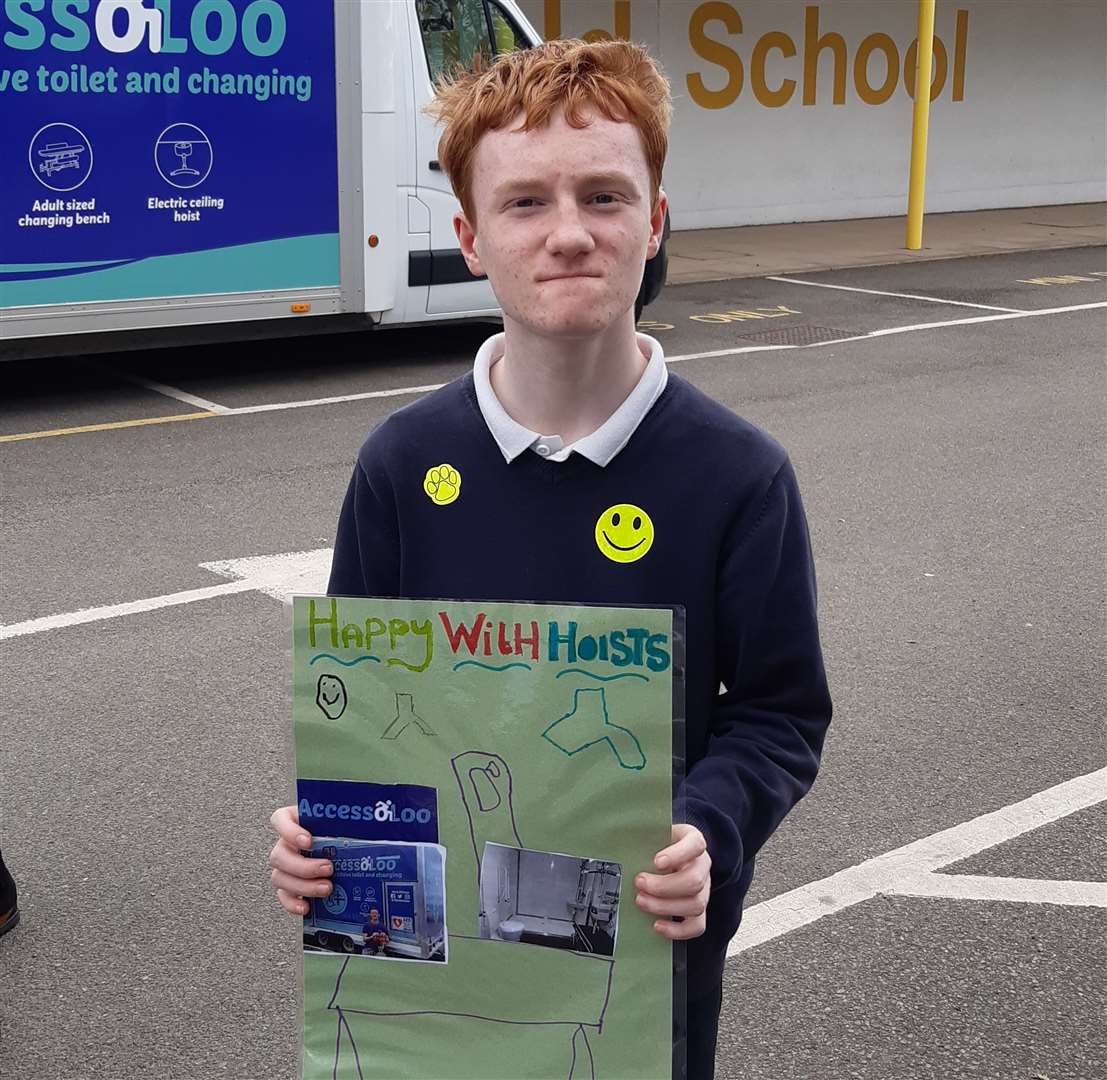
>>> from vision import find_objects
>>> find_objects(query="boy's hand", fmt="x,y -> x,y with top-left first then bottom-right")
634,824 -> 711,940
268,804 -> 334,916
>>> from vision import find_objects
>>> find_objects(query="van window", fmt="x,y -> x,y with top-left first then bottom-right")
487,2 -> 527,54
415,0 -> 528,84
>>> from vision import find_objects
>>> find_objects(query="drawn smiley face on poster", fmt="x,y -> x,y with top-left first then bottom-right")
594,503 -> 655,563
315,674 -> 348,720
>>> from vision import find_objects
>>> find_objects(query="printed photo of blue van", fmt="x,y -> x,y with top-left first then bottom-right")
303,838 -> 447,963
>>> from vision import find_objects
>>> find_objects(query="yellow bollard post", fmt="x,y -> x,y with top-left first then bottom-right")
543,0 -> 560,40
906,0 -> 936,251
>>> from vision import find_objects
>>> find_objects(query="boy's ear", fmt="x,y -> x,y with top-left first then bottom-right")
454,211 -> 484,277
646,189 -> 669,259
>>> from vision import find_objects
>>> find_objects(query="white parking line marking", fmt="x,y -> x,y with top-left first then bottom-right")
0,548 -> 333,640
0,580 -> 257,640
199,548 -> 333,599
767,275 -> 1026,312
891,872 -> 1105,907
222,383 -> 449,416
728,767 -> 1106,957
93,362 -> 232,414
667,300 -> 1107,366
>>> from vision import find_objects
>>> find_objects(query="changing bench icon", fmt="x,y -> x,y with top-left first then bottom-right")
37,141 -> 86,177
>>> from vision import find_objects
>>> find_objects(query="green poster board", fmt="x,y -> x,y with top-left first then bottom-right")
293,596 -> 675,1079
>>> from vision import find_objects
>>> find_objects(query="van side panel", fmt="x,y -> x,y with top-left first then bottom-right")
361,0 -> 423,322
335,0 -> 367,319
1,0 -> 345,341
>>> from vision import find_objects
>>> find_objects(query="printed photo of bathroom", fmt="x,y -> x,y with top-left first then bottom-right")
478,843 -> 622,956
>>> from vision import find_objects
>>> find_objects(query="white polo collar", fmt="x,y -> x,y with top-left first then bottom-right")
472,332 -> 668,466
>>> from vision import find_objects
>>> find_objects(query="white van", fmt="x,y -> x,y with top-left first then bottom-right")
0,0 -> 667,357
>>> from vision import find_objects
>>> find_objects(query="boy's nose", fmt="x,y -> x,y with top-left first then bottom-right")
545,206 -> 595,258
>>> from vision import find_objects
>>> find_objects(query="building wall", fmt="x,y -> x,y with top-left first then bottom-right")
519,1 -> 1107,227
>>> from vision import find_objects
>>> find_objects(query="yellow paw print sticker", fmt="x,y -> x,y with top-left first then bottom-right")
424,463 -> 461,506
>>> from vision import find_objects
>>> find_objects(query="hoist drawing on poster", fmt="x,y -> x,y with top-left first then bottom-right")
543,687 -> 647,771
381,693 -> 436,739
318,749 -> 616,1079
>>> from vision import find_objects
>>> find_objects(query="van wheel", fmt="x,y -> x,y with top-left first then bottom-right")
315,931 -> 331,949
341,936 -> 359,953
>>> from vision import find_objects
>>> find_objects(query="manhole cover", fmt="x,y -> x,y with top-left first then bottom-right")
733,324 -> 857,346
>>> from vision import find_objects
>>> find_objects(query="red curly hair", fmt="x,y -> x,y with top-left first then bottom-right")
424,38 -> 672,225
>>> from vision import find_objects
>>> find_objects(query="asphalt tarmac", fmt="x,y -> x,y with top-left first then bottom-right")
1,246 -> 1104,1080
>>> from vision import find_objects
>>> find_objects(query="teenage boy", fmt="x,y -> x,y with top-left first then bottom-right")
268,39 -> 831,1079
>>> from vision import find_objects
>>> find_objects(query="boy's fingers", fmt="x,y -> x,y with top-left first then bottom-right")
276,888 -> 311,917
270,805 -> 312,849
654,826 -> 707,870
635,891 -> 707,918
652,913 -> 707,941
269,841 -> 332,878
635,860 -> 710,898
270,867 -> 332,899
267,806 -> 318,918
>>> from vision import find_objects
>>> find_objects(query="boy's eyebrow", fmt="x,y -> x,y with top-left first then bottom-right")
491,171 -> 639,199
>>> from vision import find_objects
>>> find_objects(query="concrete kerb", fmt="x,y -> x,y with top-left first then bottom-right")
667,202 -> 1107,284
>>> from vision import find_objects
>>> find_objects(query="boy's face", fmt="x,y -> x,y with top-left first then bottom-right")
455,108 -> 667,339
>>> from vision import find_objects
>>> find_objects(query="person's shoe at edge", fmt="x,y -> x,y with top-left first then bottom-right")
0,850 -> 19,938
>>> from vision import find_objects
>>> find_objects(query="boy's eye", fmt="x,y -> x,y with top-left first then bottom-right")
509,194 -> 620,209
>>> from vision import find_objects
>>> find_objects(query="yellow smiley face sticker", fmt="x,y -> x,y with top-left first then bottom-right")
595,503 -> 654,563
424,463 -> 461,505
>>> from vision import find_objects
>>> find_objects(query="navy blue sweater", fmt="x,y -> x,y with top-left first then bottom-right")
328,371 -> 832,992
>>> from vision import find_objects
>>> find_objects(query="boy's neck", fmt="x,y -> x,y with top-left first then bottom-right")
490,313 -> 649,446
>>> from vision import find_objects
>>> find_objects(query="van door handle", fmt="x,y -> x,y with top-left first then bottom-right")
428,160 -> 442,171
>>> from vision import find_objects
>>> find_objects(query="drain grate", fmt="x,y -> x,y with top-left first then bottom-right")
733,324 -> 858,346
